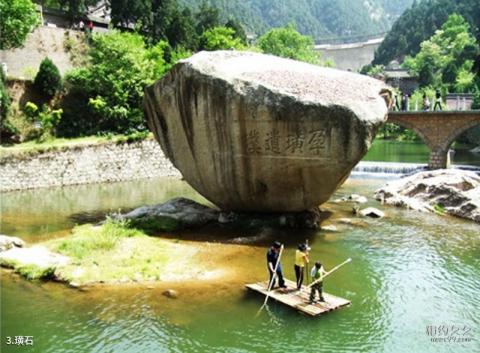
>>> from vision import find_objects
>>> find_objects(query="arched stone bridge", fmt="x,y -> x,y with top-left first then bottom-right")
387,111 -> 480,169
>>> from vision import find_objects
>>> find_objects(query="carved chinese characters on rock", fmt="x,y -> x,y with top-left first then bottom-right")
245,128 -> 329,156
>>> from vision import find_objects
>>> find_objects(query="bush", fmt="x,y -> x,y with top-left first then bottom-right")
34,58 -> 62,99
1,65 -> 11,124
0,0 -> 39,50
257,24 -> 320,64
59,31 -> 189,137
0,66 -> 17,142
199,27 -> 245,51
23,102 -> 63,142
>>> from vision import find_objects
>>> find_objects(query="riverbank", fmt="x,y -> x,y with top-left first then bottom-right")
0,219 -> 256,287
0,136 -> 180,192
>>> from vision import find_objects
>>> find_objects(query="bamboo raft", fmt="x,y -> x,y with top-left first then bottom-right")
246,279 -> 351,317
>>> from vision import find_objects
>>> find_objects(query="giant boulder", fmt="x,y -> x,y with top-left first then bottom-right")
144,51 -> 391,212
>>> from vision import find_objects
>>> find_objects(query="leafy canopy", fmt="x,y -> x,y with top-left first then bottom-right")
0,0 -> 39,50
373,0 -> 480,65
200,27 -> 245,51
403,14 -> 479,92
257,25 -> 319,64
34,58 -> 63,99
60,31 -> 186,136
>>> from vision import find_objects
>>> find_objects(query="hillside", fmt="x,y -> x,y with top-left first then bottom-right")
179,0 -> 413,41
373,0 -> 480,65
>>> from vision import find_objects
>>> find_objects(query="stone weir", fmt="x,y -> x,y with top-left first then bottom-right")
144,51 -> 391,212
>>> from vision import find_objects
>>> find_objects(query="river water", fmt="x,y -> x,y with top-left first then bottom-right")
1,141 -> 479,353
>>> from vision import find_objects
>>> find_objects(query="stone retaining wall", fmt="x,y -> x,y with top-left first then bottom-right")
0,139 -> 181,192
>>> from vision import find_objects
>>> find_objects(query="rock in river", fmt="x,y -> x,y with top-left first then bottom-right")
375,169 -> 480,223
0,235 -> 25,252
144,51 -> 391,212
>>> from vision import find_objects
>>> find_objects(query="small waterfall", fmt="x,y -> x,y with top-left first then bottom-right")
352,161 -> 480,178
353,161 -> 426,177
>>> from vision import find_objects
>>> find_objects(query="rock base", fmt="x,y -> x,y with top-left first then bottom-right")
117,197 -> 326,232
375,169 -> 480,223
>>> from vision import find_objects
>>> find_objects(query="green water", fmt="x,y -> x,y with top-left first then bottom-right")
1,177 -> 479,353
364,140 -> 480,166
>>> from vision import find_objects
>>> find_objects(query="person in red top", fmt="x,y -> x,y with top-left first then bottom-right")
88,21 -> 94,32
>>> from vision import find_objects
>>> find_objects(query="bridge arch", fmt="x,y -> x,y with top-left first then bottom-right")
387,111 -> 480,169
382,118 -> 433,149
442,120 -> 480,152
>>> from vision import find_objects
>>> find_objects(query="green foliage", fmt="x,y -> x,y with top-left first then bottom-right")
24,102 -> 39,120
257,25 -> 319,64
362,64 -> 385,77
0,66 -> 11,125
130,216 -> 183,234
402,14 -> 479,92
56,0 -> 97,19
0,66 -> 17,141
0,0 -> 39,49
433,203 -> 446,214
60,31 -> 178,137
23,102 -> 63,142
195,1 -> 221,34
54,218 -> 143,260
408,87 -> 436,111
16,264 -> 56,280
115,131 -> 151,143
200,27 -> 245,50
34,58 -> 63,99
374,0 -> 480,65
377,123 -> 422,141
225,18 -> 247,44
110,0 -> 150,27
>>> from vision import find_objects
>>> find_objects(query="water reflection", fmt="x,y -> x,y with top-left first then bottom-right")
1,177 -> 479,353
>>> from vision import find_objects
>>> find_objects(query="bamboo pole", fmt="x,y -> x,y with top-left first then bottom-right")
305,239 -> 310,285
307,258 -> 352,288
256,244 -> 284,317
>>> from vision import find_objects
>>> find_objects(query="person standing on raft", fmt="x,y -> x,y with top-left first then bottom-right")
294,243 -> 310,290
267,241 -> 286,289
309,261 -> 327,304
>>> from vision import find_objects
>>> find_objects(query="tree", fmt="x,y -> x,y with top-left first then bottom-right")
34,58 -> 62,99
0,65 -> 15,140
0,0 -> 39,50
195,2 -> 220,35
165,7 -> 198,50
199,27 -> 245,51
225,17 -> 247,44
57,0 -> 97,20
373,0 -> 480,66
403,14 -> 479,92
59,31 -> 186,137
257,25 -> 319,64
110,0 -> 150,27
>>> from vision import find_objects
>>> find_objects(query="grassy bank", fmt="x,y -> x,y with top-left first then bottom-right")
0,218 -> 236,285
42,219 -> 183,284
0,132 -> 153,158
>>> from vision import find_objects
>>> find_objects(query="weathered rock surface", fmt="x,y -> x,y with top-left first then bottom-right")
119,198 -> 220,232
117,197 -> 325,231
162,289 -> 179,299
0,245 -> 70,278
0,235 -> 25,252
359,207 -> 385,218
375,169 -> 480,223
144,51 -> 391,212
